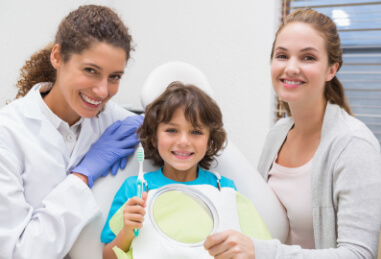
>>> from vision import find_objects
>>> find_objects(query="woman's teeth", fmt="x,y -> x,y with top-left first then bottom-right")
80,93 -> 102,105
283,79 -> 303,85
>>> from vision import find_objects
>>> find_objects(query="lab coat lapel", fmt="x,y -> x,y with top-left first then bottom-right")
38,119 -> 70,164
68,118 -> 99,171
23,85 -> 70,165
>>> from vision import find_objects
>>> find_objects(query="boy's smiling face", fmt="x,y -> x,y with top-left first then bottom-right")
156,107 -> 210,182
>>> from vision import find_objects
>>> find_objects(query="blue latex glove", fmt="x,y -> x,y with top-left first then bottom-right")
104,137 -> 134,177
107,158 -> 126,177
109,155 -> 128,176
72,115 -> 143,187
103,115 -> 144,177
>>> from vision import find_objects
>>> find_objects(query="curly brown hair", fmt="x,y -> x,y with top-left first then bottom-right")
15,5 -> 133,99
137,81 -> 226,170
271,8 -> 352,116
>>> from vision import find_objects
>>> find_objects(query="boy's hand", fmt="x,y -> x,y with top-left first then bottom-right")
122,192 -> 148,236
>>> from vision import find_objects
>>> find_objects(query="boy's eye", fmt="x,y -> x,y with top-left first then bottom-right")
165,128 -> 177,133
191,130 -> 203,135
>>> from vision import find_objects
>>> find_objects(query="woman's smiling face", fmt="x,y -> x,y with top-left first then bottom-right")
271,22 -> 337,110
49,42 -> 126,124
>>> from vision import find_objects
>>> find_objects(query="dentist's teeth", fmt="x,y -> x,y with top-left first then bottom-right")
80,93 -> 102,105
284,80 -> 303,85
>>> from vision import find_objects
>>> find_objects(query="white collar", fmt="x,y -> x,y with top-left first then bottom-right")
35,82 -> 83,130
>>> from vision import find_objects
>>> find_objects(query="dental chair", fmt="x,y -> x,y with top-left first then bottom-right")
69,61 -> 288,259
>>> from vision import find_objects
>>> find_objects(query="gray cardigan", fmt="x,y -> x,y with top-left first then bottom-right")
254,103 -> 381,258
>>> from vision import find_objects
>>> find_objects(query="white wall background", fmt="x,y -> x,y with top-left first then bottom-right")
0,0 -> 281,168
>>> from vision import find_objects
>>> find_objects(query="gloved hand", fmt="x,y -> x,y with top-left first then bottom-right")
108,156 -> 129,177
72,115 -> 144,187
105,115 -> 144,176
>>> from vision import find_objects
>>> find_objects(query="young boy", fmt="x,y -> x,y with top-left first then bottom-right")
101,82 -> 269,258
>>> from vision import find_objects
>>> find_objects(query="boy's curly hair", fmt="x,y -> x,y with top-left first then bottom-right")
137,81 -> 226,170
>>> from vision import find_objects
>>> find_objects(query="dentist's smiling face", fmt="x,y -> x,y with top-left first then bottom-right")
49,42 -> 126,125
271,22 -> 337,109
156,107 -> 210,182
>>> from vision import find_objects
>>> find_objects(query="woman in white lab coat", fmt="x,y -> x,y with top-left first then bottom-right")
0,5 -> 143,258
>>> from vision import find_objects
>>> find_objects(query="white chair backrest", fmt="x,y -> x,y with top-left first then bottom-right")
140,61 -> 214,109
69,62 -> 288,259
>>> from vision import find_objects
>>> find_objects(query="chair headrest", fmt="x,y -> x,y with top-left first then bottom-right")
140,61 -> 214,109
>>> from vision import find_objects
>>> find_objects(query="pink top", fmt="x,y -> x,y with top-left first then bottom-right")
268,158 -> 315,249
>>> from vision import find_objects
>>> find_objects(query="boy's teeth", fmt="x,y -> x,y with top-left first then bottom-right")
173,151 -> 191,156
80,93 -> 102,105
284,80 -> 303,85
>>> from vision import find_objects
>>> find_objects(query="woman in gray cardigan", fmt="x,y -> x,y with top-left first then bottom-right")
204,8 -> 381,258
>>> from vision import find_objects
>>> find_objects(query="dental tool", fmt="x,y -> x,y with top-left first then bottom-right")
134,144 -> 146,237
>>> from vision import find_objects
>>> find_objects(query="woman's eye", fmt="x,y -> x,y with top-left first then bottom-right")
85,67 -> 96,74
110,74 -> 122,81
303,55 -> 316,61
276,54 -> 288,59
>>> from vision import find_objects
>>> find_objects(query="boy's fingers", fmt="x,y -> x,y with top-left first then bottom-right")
142,191 -> 148,204
126,196 -> 146,207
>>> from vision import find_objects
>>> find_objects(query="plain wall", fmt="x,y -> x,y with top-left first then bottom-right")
0,0 -> 281,168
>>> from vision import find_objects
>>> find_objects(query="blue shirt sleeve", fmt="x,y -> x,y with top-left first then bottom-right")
100,176 -> 137,243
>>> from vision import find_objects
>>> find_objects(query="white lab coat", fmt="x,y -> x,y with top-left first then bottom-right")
0,83 -> 133,259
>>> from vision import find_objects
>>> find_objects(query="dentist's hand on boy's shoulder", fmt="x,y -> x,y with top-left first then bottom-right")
122,192 -> 148,236
108,115 -> 145,176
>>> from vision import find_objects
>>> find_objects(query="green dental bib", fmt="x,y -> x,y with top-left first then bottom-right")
110,184 -> 271,259
151,188 -> 215,244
